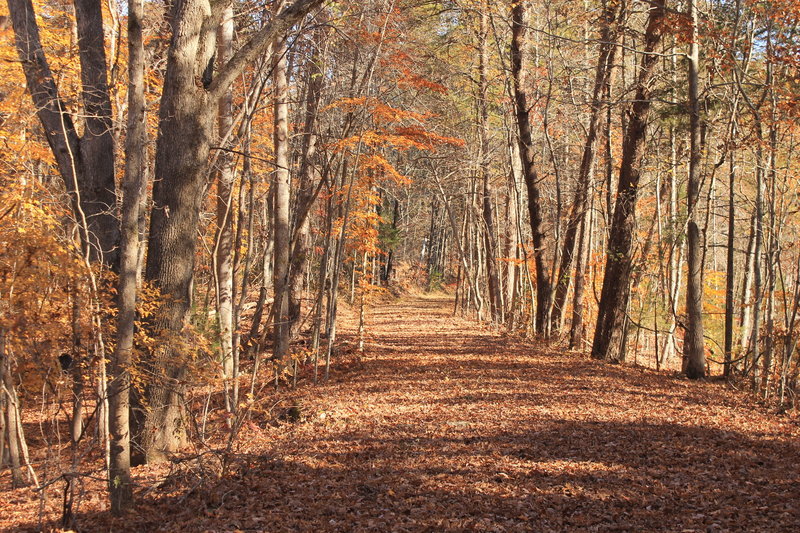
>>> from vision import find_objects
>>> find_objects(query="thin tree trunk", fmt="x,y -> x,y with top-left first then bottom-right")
724,129 -> 737,377
1,331 -> 24,487
478,1 -> 502,322
108,0 -> 146,512
273,35 -> 291,367
569,209 -> 589,349
214,5 -> 236,387
683,0 -> 706,379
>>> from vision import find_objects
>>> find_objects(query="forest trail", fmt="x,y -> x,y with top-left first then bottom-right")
115,295 -> 799,532
11,296 -> 800,532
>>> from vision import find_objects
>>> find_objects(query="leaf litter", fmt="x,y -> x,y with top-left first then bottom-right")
2,295 -> 799,532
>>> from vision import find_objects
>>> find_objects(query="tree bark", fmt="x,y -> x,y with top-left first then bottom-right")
7,0 -> 119,267
724,123 -> 738,377
214,5 -> 236,386
478,2 -> 502,322
137,0 -> 322,462
272,35 -> 291,366
591,0 -> 666,362
683,0 -> 706,379
510,0 -> 552,335
108,0 -> 147,513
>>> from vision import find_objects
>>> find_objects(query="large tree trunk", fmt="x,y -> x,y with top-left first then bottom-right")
139,0 -> 219,463
8,0 -> 119,266
510,0 -> 552,335
591,1 -> 666,362
683,0 -> 706,379
550,0 -> 620,332
138,0 -> 322,463
108,0 -> 147,513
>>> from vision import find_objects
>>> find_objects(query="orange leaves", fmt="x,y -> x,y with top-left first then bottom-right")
325,97 -> 431,124
324,97 -> 464,156
392,125 -> 465,150
398,67 -> 448,94
360,153 -> 411,186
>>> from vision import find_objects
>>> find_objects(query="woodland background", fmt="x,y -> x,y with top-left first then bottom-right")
0,0 -> 799,527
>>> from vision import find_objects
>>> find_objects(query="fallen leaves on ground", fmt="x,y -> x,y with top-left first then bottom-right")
2,296 -> 799,532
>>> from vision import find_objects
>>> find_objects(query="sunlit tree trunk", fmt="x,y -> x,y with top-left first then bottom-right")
215,4 -> 236,387
683,0 -> 706,379
273,35 -> 291,368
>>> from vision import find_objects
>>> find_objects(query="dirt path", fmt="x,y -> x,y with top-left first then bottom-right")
8,296 -> 800,531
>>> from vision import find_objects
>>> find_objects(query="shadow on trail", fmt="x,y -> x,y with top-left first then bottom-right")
12,296 -> 799,532
33,418 -> 799,532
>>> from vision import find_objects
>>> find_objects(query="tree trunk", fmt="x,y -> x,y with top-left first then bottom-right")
1,331 -> 24,487
683,0 -> 706,379
214,5 -> 236,385
7,0 -> 119,267
108,0 -> 147,513
591,0 -> 666,362
551,0 -> 620,332
511,0 -> 552,335
138,0 -> 322,463
478,2 -> 502,323
272,36 -> 291,367
724,130 -> 737,377
290,33 -> 325,337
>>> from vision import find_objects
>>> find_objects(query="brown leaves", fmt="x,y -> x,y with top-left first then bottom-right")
4,296 -> 800,532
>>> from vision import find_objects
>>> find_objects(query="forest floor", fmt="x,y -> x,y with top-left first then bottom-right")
3,295 -> 800,532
